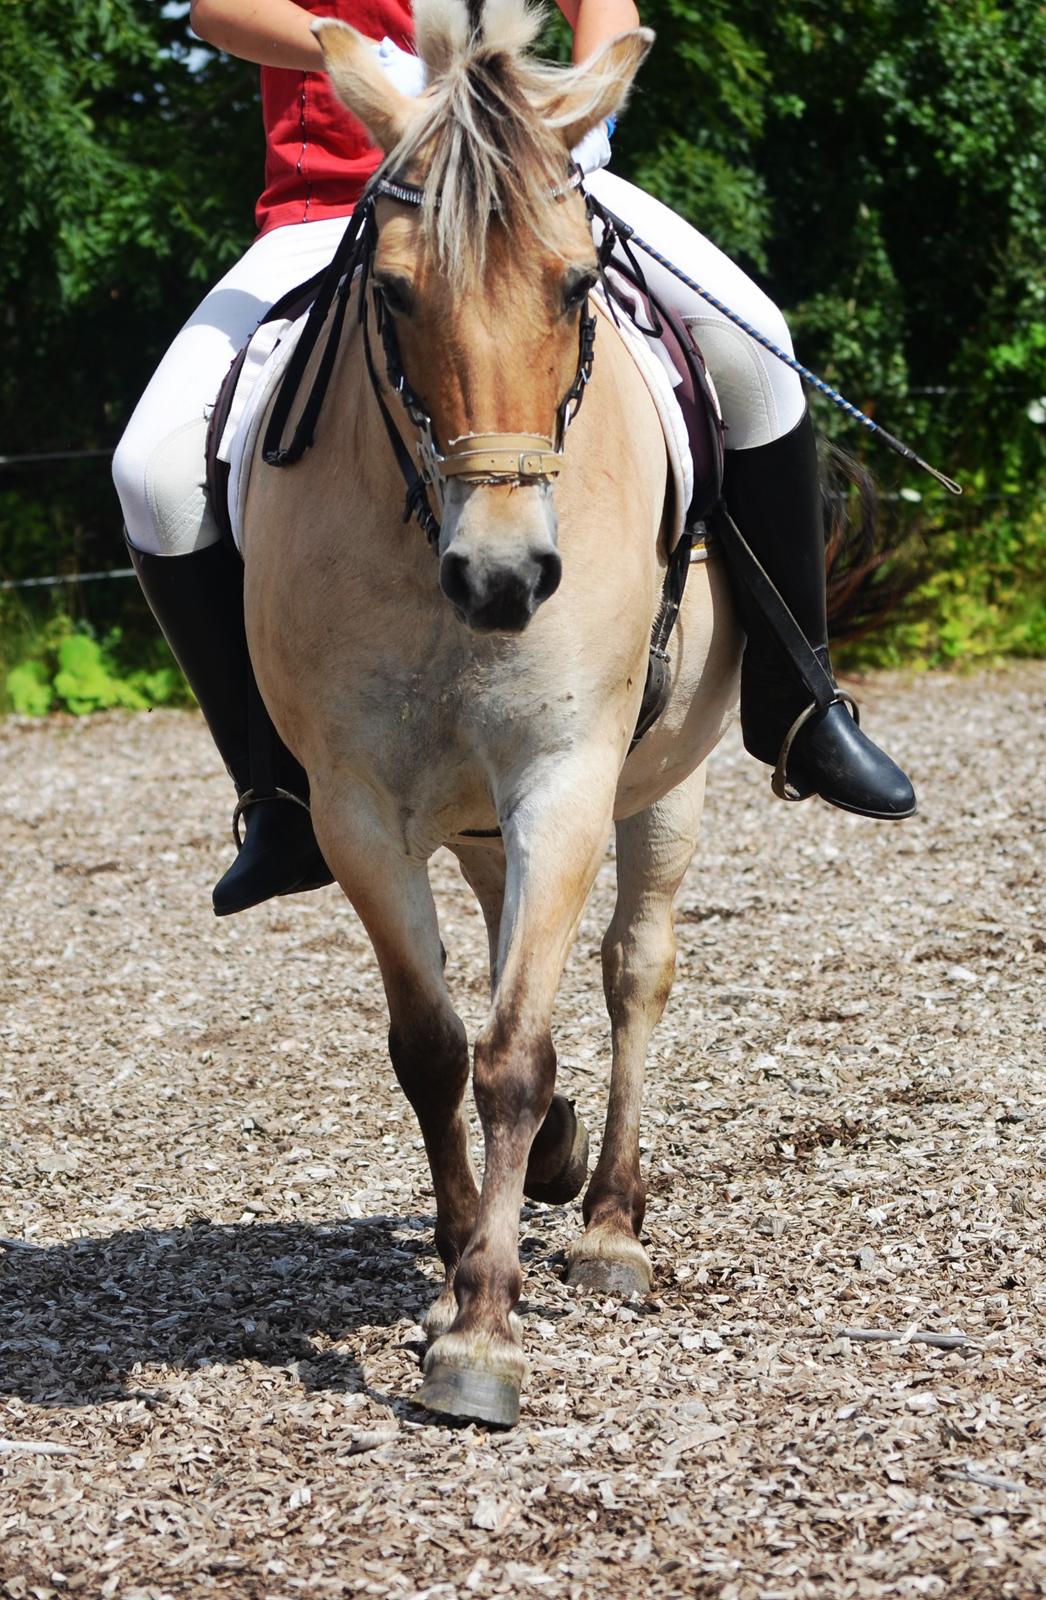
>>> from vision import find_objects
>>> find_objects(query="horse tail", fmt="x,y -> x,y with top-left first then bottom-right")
821,442 -> 916,643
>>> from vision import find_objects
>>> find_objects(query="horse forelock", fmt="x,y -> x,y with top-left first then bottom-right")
390,0 -> 585,288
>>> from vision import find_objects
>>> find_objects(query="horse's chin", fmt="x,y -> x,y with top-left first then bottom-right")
450,596 -> 539,636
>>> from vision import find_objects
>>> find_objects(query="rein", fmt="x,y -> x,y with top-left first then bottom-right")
262,169 -> 597,548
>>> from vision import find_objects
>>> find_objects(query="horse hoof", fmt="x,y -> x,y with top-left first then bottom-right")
566,1255 -> 652,1297
524,1094 -> 590,1205
416,1363 -> 520,1428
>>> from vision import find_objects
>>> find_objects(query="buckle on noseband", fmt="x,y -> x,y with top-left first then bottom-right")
415,429 -> 565,515
438,434 -> 564,480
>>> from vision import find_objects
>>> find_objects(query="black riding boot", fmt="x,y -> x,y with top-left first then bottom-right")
127,538 -> 333,914
720,413 -> 916,819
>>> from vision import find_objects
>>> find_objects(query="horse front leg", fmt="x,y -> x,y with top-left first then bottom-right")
311,786 -> 479,1339
453,838 -> 591,1210
567,767 -> 707,1295
419,758 -> 619,1426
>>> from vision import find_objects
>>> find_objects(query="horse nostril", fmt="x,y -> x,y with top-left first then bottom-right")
440,550 -> 472,608
534,549 -> 562,605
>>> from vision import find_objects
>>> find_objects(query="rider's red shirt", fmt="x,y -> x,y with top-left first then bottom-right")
256,0 -> 414,236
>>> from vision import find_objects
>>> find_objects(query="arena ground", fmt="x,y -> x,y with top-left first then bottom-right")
2,665 -> 1044,1599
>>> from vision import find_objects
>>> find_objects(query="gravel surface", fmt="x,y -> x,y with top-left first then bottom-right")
2,664 -> 1045,1600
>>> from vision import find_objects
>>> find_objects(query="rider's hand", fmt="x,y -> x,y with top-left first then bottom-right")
371,37 -> 428,97
570,119 -> 614,175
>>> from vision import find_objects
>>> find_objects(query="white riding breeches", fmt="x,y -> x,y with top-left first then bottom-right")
585,171 -> 805,452
113,176 -> 805,558
113,216 -> 350,559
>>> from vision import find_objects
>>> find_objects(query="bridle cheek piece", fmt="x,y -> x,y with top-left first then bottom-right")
370,175 -> 596,531
262,168 -> 597,547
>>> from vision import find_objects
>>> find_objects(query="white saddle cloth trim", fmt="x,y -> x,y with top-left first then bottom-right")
220,282 -> 708,553
220,307 -> 309,554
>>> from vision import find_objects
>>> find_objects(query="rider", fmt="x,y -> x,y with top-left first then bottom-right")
112,0 -> 916,917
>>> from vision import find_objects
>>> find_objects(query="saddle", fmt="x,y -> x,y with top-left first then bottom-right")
602,259 -> 724,534
597,259 -> 725,744
206,261 -> 722,551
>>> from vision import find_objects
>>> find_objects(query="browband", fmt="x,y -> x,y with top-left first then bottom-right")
372,168 -> 585,210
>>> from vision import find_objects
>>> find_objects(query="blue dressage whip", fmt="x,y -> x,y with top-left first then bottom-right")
588,194 -> 962,497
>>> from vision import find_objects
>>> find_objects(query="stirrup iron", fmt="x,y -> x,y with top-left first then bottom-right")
771,692 -> 861,802
232,786 -> 313,850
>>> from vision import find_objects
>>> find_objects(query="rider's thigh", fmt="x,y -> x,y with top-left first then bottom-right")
114,216 -> 349,556
585,169 -> 805,450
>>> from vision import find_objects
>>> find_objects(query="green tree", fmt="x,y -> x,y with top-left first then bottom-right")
1,0 -> 1044,685
608,0 -> 1046,660
0,1 -> 259,469
0,1 -> 261,687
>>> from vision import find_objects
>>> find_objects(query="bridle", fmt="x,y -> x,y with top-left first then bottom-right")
262,168 -> 599,548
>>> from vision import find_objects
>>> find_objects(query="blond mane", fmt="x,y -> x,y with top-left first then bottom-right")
385,0 -> 628,285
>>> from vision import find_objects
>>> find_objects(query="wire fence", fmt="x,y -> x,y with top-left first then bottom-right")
0,568 -> 135,593
0,449 -> 114,466
0,446 -> 134,593
0,402 -> 1033,593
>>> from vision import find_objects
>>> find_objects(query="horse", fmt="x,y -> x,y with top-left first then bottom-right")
241,0 -> 742,1426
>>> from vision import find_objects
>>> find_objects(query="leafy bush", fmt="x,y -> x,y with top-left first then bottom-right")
2,611 -> 186,716
6,660 -> 54,717
839,498 -> 1046,671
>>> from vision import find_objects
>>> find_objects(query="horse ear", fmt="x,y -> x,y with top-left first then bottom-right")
537,28 -> 654,150
313,18 -> 422,153
414,0 -> 471,78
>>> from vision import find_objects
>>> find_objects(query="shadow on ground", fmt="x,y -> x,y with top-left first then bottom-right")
0,1216 -> 437,1408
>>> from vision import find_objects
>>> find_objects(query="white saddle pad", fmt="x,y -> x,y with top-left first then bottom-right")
218,284 -> 707,553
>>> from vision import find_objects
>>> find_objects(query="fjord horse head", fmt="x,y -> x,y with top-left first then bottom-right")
315,2 -> 651,632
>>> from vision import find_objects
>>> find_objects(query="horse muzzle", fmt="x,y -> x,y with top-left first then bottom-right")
438,481 -> 562,634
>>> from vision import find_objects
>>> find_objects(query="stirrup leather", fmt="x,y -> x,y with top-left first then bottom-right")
772,692 -> 861,802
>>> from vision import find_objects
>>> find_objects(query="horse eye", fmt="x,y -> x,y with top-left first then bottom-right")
562,268 -> 597,313
376,275 -> 415,317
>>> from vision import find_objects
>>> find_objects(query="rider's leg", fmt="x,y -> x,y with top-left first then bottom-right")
126,538 -> 332,913
584,170 -> 915,819
113,217 -> 348,912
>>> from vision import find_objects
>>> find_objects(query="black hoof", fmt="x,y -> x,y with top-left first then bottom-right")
524,1094 -> 590,1205
416,1364 -> 520,1428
